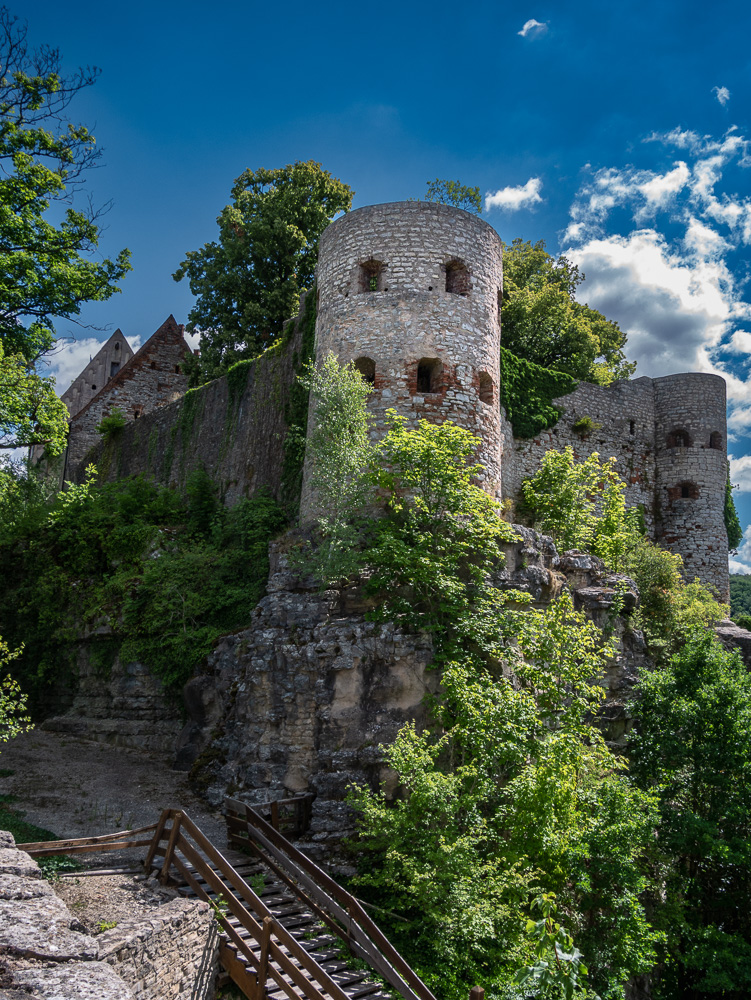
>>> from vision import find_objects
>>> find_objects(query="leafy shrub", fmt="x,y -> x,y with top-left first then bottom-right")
95,408 -> 128,438
630,635 -> 751,997
571,415 -> 601,436
0,472 -> 287,703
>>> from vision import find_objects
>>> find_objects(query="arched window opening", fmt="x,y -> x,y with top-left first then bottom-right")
479,372 -> 494,405
445,259 -> 470,296
667,428 -> 692,448
354,357 -> 375,385
91,384 -> 96,391
416,358 -> 441,394
114,342 -> 120,351
109,362 -> 120,378
359,259 -> 385,293
710,431 -> 722,450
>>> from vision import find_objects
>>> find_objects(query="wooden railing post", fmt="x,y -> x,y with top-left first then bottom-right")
143,808 -> 170,873
255,915 -> 272,1000
159,811 -> 183,884
469,987 -> 484,1000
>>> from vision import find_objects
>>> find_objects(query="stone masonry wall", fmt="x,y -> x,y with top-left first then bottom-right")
0,831 -> 217,1000
302,202 -> 503,519
69,314 -> 304,508
501,376 -> 658,532
502,372 -> 729,599
61,330 -> 135,420
66,316 -> 191,473
41,638 -> 183,754
96,898 -> 218,1000
653,373 -> 728,598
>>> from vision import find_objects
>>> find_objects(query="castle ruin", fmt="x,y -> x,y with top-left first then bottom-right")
61,201 -> 731,599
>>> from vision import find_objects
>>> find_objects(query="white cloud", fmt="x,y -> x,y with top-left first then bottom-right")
518,18 -> 548,37
485,177 -> 543,212
713,85 -> 731,106
184,330 -> 201,352
729,523 -> 751,572
562,125 -> 751,437
566,228 -> 734,377
729,453 -> 751,493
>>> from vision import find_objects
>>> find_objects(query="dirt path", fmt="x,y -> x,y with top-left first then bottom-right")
0,730 -> 227,847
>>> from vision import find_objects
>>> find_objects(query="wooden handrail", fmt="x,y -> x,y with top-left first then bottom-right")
18,822 -> 160,859
156,809 -> 354,1000
224,797 -> 438,1000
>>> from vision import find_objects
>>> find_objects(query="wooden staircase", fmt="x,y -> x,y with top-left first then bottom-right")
143,801 -> 437,1000
19,798 -> 438,1000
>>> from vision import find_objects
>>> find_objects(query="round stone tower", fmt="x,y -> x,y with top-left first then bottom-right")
653,372 -> 729,600
301,201 -> 504,521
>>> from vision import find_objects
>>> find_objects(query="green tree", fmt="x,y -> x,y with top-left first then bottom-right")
174,161 -> 353,385
630,634 -> 751,998
0,343 -> 68,453
296,353 -> 375,586
424,178 -> 482,214
0,8 -> 131,363
502,238 -> 634,385
521,445 -> 642,569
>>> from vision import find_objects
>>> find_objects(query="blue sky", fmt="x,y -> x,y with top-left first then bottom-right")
21,0 -> 751,570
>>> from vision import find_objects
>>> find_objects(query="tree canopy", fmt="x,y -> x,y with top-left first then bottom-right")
0,7 -> 131,364
501,237 -> 635,385
174,161 -> 353,386
0,8 -> 131,456
424,178 -> 482,214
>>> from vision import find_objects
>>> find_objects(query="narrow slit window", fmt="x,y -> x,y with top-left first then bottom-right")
479,372 -> 494,405
354,357 -> 375,385
709,431 -> 722,450
445,259 -> 470,296
629,420 -> 635,435
109,362 -> 120,378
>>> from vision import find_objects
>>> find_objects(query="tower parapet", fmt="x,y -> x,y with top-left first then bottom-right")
302,201 -> 503,521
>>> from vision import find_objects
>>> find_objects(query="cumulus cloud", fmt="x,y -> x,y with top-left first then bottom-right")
563,127 -> 751,433
713,85 -> 731,106
485,177 -> 543,212
730,453 -> 751,493
518,18 -> 548,37
566,229 -> 733,376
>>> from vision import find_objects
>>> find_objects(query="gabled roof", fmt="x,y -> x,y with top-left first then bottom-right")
70,315 -> 191,424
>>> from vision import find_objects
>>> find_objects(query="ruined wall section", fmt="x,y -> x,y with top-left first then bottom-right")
653,373 -> 728,599
66,316 -> 190,472
70,313 -> 304,509
502,377 -> 657,531
303,201 -> 503,520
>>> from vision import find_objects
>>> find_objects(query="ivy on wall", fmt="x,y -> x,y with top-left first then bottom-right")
281,286 -> 317,512
499,347 -> 578,439
725,468 -> 743,550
